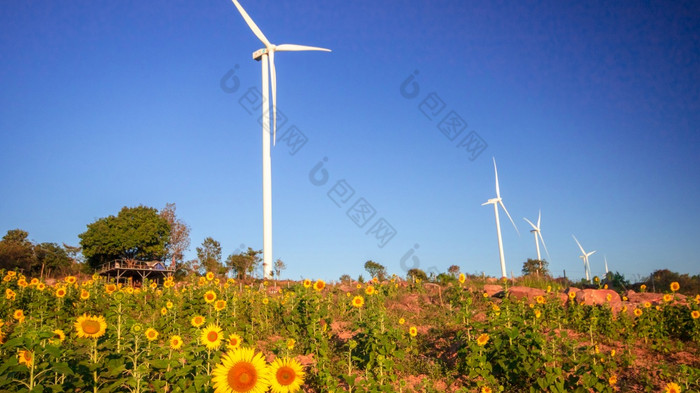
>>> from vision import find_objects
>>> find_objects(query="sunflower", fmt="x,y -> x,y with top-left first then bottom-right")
269,356 -> 305,393
64,276 -> 77,284
201,324 -> 224,350
351,295 -> 364,308
302,279 -> 311,288
409,326 -> 418,337
74,314 -> 107,339
640,284 -> 647,292
644,301 -> 651,308
634,308 -> 643,317
364,285 -> 375,296
55,287 -> 67,298
18,278 -> 28,288
481,387 -> 492,393
80,289 -> 90,300
286,338 -> 295,351
609,375 -> 617,386
227,333 -> 242,350
568,291 -> 576,300
5,288 -> 16,301
18,350 -> 33,367
161,307 -> 168,316
536,295 -> 545,304
534,309 -> 541,319
105,283 -> 117,294
37,283 -> 46,291
51,329 -> 66,344
215,300 -> 227,312
212,347 -> 270,393
262,298 -> 269,305
13,309 -> 25,321
166,301 -> 173,309
398,317 -> 405,325
664,382 -> 682,393
170,335 -> 184,350
191,315 -> 206,328
313,279 -> 326,292
476,333 -> 489,346
670,282 -> 680,292
691,310 -> 700,319
204,290 -> 217,303
145,328 -> 159,341
458,273 -> 466,284
663,294 -> 673,303
355,283 -> 362,289
606,294 -> 612,302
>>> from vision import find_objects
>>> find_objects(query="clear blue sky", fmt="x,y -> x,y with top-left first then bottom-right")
2,0 -> 699,281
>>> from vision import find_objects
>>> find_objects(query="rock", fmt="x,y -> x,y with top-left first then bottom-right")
496,286 -> 546,302
482,284 -> 503,297
575,289 -> 621,306
626,291 -> 664,305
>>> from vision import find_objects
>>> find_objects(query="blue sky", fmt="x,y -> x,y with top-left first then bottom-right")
1,0 -> 699,281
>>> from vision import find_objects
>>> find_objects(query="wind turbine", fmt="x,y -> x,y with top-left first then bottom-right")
231,0 -> 331,278
523,210 -> 550,270
604,255 -> 609,275
482,158 -> 519,278
572,235 -> 596,282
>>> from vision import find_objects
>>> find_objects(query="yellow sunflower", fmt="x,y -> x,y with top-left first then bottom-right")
409,326 -> 418,337
74,314 -> 107,339
536,295 -> 545,304
351,295 -> 364,308
80,289 -> 90,300
212,347 -> 270,393
398,317 -> 405,325
664,294 -> 673,303
691,310 -> 700,319
458,273 -> 466,284
191,315 -> 206,328
55,287 -> 67,298
670,282 -> 680,292
364,285 -> 375,296
170,335 -> 183,350
313,279 -> 325,292
161,307 -> 168,316
481,387 -> 492,393
286,338 -> 295,351
640,284 -> 647,292
664,382 -> 682,393
5,288 -> 16,301
64,276 -> 77,284
201,324 -> 223,350
269,356 -> 305,393
37,283 -> 46,291
302,279 -> 311,288
13,309 -> 25,321
476,333 -> 490,346
18,349 -> 33,367
227,333 -> 243,350
215,300 -> 227,312
166,301 -> 173,309
204,290 -> 217,303
145,328 -> 159,341
534,309 -> 542,319
51,329 -> 66,344
105,283 -> 117,294
644,301 -> 651,308
634,308 -> 643,317
609,375 -> 617,386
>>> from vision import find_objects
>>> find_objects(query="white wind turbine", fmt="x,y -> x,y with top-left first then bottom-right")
482,158 -> 520,278
231,0 -> 331,278
523,210 -> 550,264
572,235 -> 596,282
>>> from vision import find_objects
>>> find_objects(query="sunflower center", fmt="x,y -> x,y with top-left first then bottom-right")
230,338 -> 238,346
82,320 -> 101,335
23,352 -> 32,362
276,366 -> 296,386
207,331 -> 219,342
228,362 -> 257,391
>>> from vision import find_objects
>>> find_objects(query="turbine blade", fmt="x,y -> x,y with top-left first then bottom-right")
231,0 -> 271,47
499,201 -> 519,235
269,50 -> 277,144
572,235 -> 586,255
523,217 -> 538,231
276,44 -> 332,52
493,157 -> 500,198
539,232 -> 550,259
588,250 -> 597,257
537,209 -> 541,228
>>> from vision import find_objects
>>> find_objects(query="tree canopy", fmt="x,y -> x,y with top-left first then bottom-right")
79,206 -> 171,269
0,229 -> 74,277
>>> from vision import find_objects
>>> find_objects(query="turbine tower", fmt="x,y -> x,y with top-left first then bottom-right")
231,0 -> 330,278
482,158 -> 519,278
572,235 -> 596,282
523,210 -> 550,263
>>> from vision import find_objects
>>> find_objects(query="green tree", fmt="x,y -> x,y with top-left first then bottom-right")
407,268 -> 427,282
197,237 -> 225,275
79,206 -> 171,269
273,258 -> 286,279
0,229 -> 36,272
364,260 -> 387,281
226,247 -> 261,280
34,242 -> 73,278
521,258 -> 549,277
160,203 -> 191,269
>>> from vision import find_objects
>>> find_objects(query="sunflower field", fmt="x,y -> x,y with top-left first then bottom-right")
1,270 -> 699,393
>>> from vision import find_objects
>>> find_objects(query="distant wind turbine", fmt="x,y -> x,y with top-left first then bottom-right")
230,0 -> 331,278
604,255 -> 609,275
572,235 -> 596,283
483,158 -> 519,278
523,210 -> 550,263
